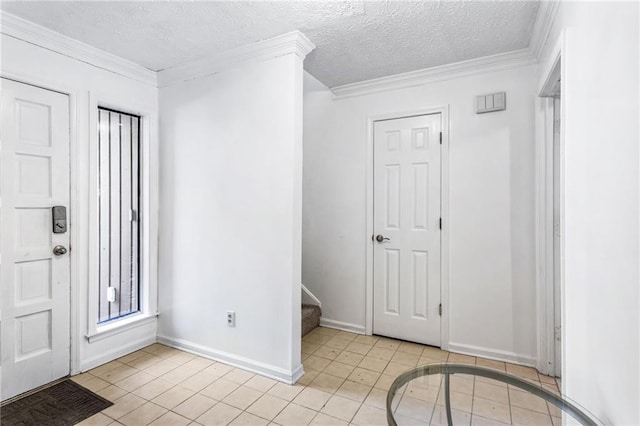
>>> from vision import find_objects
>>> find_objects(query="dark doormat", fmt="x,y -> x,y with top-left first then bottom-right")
0,380 -> 113,426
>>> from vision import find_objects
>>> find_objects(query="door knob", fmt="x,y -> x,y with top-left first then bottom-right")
53,245 -> 67,256
375,234 -> 390,243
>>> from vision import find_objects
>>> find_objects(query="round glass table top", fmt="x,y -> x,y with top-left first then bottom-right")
386,364 -> 601,426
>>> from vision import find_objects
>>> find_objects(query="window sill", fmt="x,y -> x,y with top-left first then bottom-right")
86,312 -> 158,343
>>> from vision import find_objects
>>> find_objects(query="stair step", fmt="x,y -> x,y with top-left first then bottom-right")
302,304 -> 321,337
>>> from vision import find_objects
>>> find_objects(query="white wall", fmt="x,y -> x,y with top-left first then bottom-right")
303,65 -> 538,364
538,2 -> 639,424
158,53 -> 304,382
0,33 -> 159,372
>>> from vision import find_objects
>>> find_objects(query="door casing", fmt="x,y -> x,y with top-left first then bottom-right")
535,30 -> 566,378
365,106 -> 450,350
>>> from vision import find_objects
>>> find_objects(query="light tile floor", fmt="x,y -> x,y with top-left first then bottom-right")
74,327 -> 562,426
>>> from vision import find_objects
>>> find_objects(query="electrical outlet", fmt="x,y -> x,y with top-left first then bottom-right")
226,311 -> 236,327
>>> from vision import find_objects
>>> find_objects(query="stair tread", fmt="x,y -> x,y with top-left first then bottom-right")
301,304 -> 321,337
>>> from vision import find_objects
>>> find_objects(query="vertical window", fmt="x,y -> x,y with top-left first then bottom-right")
97,107 -> 140,323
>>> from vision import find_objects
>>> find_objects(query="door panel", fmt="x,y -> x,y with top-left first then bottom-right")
411,250 -> 429,319
1,78 -> 70,401
384,248 -> 400,314
373,114 -> 441,346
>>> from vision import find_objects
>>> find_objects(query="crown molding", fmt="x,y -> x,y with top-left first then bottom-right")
158,30 -> 315,88
0,11 -> 157,86
330,48 -> 536,99
529,0 -> 560,61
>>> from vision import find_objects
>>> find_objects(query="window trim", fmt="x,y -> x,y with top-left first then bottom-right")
87,91 -> 158,340
87,312 -> 158,343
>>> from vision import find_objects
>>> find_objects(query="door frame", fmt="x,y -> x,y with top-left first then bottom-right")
364,106 -> 450,350
0,70 -> 159,377
0,72 -> 80,375
535,30 -> 566,377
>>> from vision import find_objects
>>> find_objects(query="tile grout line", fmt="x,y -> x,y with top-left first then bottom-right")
507,378 -> 513,425
469,354 -> 477,426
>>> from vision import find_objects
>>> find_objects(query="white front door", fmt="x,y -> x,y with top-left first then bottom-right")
1,78 -> 71,400
373,114 -> 441,346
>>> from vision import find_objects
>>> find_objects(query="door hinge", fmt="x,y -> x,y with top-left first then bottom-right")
439,303 -> 442,316
439,132 -> 442,144
439,218 -> 442,230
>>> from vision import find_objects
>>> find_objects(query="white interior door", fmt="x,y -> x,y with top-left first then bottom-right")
1,78 -> 70,401
373,114 -> 441,346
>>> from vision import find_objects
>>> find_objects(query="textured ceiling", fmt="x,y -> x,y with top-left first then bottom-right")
1,1 -> 540,87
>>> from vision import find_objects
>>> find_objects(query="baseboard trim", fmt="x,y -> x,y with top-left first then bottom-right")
448,342 -> 537,367
157,335 -> 303,384
319,318 -> 366,335
78,335 -> 157,373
